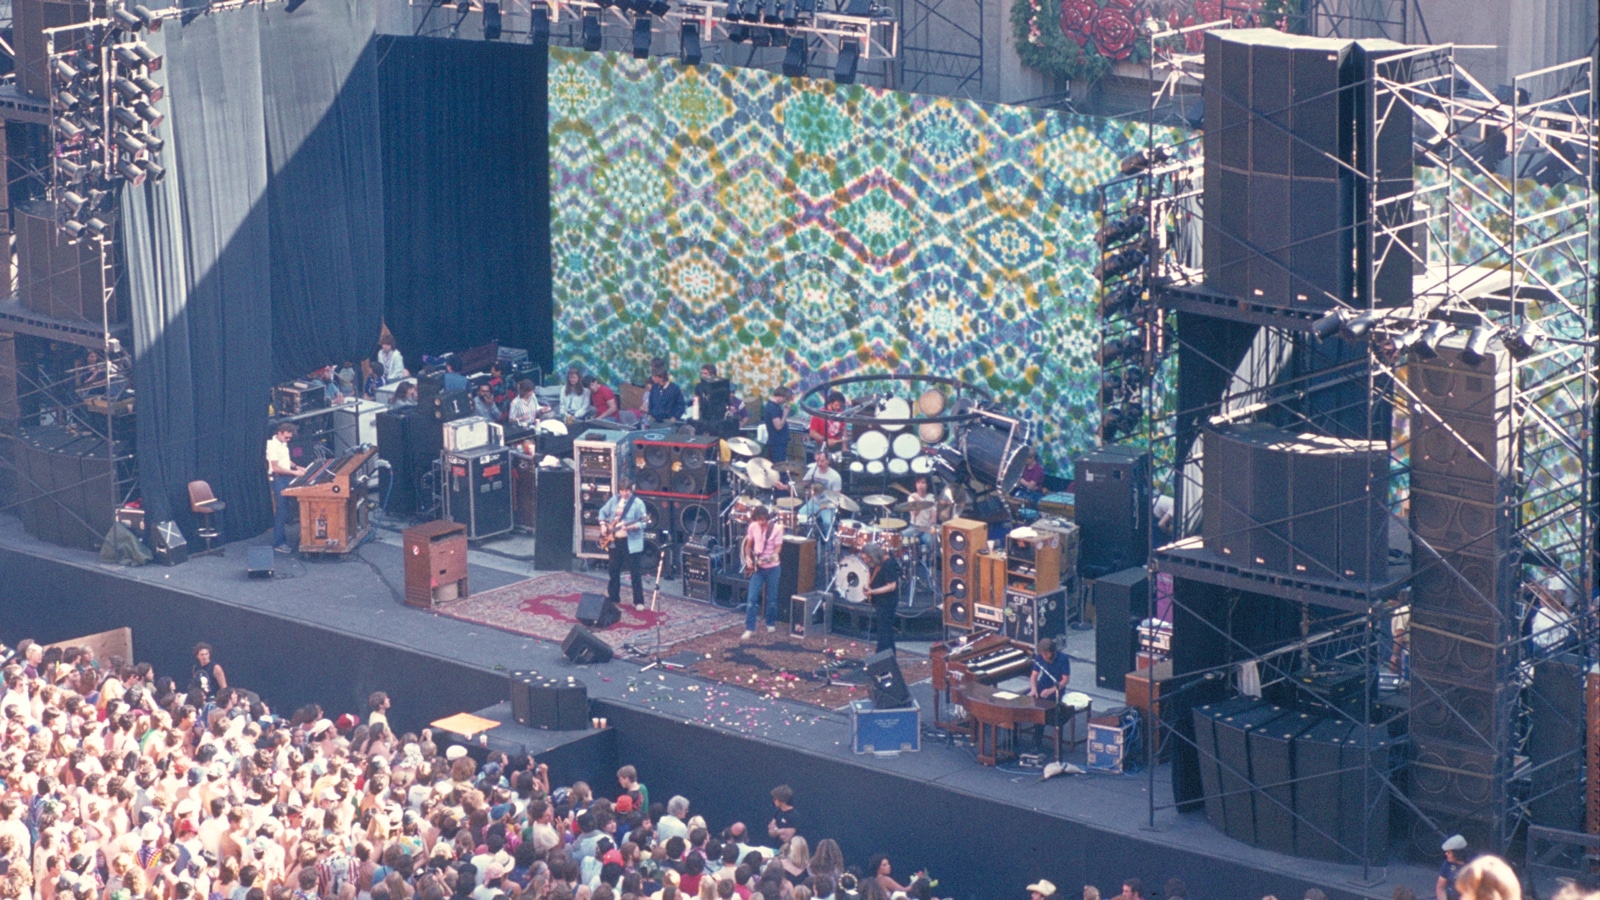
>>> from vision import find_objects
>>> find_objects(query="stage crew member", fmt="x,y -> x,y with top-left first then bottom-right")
597,480 -> 649,610
741,506 -> 786,640
864,543 -> 901,653
763,386 -> 793,462
378,337 -> 408,382
807,391 -> 849,454
643,362 -> 686,424
267,422 -> 307,554
509,380 -> 545,429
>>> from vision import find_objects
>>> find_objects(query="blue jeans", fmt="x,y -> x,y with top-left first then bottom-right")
272,474 -> 295,548
745,565 -> 782,630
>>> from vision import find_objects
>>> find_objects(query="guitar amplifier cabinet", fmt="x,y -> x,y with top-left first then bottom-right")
274,380 -> 328,416
777,536 -> 817,620
443,447 -> 513,540
403,520 -> 468,607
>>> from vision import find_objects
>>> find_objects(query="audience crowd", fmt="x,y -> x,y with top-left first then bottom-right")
0,635 -> 1584,900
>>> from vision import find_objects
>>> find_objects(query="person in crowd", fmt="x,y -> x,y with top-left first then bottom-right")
767,786 -> 798,846
1437,835 -> 1470,900
740,507 -> 785,641
1120,879 -> 1145,900
1455,858 -> 1519,900
583,374 -> 620,422
378,337 -> 408,382
864,543 -> 901,654
1028,881 -> 1057,900
190,642 -> 226,699
389,381 -> 417,406
597,480 -> 649,611
806,391 -> 849,455
762,387 -> 792,463
866,856 -> 907,896
643,361 -> 687,424
267,422 -> 306,554
559,368 -> 592,421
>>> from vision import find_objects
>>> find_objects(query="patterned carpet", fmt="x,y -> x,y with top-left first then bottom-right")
434,572 -> 740,650
435,571 -> 931,709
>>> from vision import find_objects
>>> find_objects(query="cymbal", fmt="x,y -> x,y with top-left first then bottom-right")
775,497 -> 804,509
773,461 -> 805,474
821,490 -> 860,513
862,494 -> 896,508
745,457 -> 780,489
895,498 -> 936,512
725,436 -> 763,458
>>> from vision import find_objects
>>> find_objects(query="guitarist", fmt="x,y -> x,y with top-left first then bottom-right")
597,480 -> 649,611
740,505 -> 786,641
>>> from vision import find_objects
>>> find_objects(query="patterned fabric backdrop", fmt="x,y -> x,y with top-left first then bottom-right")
549,47 -> 1191,471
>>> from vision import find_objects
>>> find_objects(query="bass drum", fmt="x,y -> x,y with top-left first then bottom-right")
887,458 -> 910,476
891,432 -> 923,460
832,554 -> 872,603
854,429 -> 890,461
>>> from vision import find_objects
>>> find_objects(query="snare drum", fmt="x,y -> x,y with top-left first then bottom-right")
854,430 -> 890,461
837,519 -> 866,548
775,497 -> 803,530
887,458 -> 910,476
891,432 -> 922,460
866,460 -> 885,475
910,456 -> 935,475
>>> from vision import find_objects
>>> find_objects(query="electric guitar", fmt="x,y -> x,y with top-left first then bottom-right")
597,500 -> 632,552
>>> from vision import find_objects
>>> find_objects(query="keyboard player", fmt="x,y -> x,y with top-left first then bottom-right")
268,422 -> 307,553
1028,637 -> 1071,749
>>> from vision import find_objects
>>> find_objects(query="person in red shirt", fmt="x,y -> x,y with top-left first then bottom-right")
583,374 -> 620,421
807,391 -> 848,455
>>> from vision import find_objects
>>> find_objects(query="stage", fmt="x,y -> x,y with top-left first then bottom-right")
0,513 -> 1436,900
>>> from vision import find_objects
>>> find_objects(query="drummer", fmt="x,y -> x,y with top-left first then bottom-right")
800,448 -> 842,494
808,391 -> 849,455
905,476 -> 939,550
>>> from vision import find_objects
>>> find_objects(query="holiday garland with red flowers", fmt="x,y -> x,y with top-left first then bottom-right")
1012,0 -> 1151,83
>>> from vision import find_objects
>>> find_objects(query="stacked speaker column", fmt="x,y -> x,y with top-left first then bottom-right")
1404,337 -> 1516,854
632,435 -> 721,576
940,518 -> 986,631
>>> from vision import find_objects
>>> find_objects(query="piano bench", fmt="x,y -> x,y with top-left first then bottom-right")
830,599 -> 878,639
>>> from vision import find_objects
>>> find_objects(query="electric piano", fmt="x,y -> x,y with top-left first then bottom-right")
282,446 -> 378,555
932,633 -> 1089,765
930,633 -> 1032,732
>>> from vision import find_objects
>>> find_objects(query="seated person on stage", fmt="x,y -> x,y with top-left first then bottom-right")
642,361 -> 686,424
807,391 -> 849,455
907,475 -> 938,551
1029,636 -> 1072,749
558,367 -> 592,420
509,379 -> 547,429
472,383 -> 501,422
378,336 -> 408,382
333,360 -> 357,399
583,374 -> 619,421
442,357 -> 470,394
361,359 -> 386,399
801,449 -> 842,495
388,381 -> 417,406
1014,448 -> 1046,506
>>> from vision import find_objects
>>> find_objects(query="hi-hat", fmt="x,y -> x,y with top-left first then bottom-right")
862,494 -> 896,508
895,498 -> 935,512
726,436 -> 763,457
773,461 -> 805,475
820,490 -> 860,512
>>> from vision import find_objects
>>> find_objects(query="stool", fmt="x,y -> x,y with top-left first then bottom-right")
187,480 -> 226,557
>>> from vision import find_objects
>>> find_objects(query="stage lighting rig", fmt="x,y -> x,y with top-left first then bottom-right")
1094,245 -> 1146,282
1501,320 -> 1545,360
1459,321 -> 1494,366
1103,281 -> 1142,315
1119,145 -> 1172,175
1095,212 -> 1146,249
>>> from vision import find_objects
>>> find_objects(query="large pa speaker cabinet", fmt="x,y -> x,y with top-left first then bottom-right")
673,497 -> 720,544
513,452 -> 540,532
1406,338 -> 1512,424
1411,739 -> 1498,816
512,671 -> 589,730
1093,567 -> 1148,691
1292,717 -> 1353,860
1202,423 -> 1388,581
509,670 -> 537,724
1248,709 -> 1319,857
633,436 -> 719,497
1526,654 -> 1585,831
1193,697 -> 1262,833
1409,549 -> 1515,619
941,518 -> 986,628
1074,446 -> 1150,576
865,649 -> 912,709
777,536 -> 817,619
444,447 -> 513,540
15,201 -> 111,324
1351,40 -> 1416,308
1212,702 -> 1287,846
377,408 -> 423,517
533,460 -> 576,571
561,624 -> 615,664
574,592 -> 621,628
1338,724 -> 1394,863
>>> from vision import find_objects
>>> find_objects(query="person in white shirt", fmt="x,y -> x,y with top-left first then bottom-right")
508,380 -> 547,429
267,423 -> 306,553
558,368 -> 592,420
800,449 -> 842,494
656,795 -> 690,843
378,338 -> 408,382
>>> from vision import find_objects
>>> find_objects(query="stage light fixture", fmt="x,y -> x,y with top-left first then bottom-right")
1119,145 -> 1172,175
114,131 -> 147,155
112,6 -> 144,31
54,117 -> 84,140
112,106 -> 143,129
531,6 -> 550,42
778,0 -> 797,26
54,59 -> 80,81
54,89 -> 81,110
85,217 -> 112,238
1459,321 -> 1493,366
726,22 -> 749,41
1341,311 -> 1379,340
834,39 -> 859,84
62,191 -> 89,215
631,17 -> 652,58
1104,281 -> 1141,315
648,0 -> 670,15
678,22 -> 701,65
1310,309 -> 1345,341
133,4 -> 163,30
1095,212 -> 1146,249
1410,320 -> 1449,359
132,44 -> 162,70
481,0 -> 501,38
134,101 -> 162,126
142,160 -> 166,182
113,76 -> 145,103
58,158 -> 88,181
138,131 -> 164,153
782,36 -> 807,77
1501,320 -> 1544,360
117,160 -> 147,185
762,0 -> 782,24
581,13 -> 602,50
1093,246 -> 1145,282
64,219 -> 89,240
1099,334 -> 1144,367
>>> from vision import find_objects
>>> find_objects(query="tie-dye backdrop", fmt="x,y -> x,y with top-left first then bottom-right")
549,46 -> 1191,471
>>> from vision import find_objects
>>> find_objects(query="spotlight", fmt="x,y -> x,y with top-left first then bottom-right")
142,159 -> 166,182
1099,334 -> 1144,367
1119,145 -> 1173,175
530,6 -> 550,43
138,131 -> 164,153
1459,321 -> 1493,366
64,219 -> 89,240
1501,320 -> 1544,360
134,101 -> 162,126
1409,320 -> 1449,359
74,50 -> 102,77
132,44 -> 163,70
481,1 -> 501,39
581,13 -> 602,50
678,22 -> 701,65
649,0 -> 670,15
782,36 -> 806,77
114,131 -> 147,155
631,17 -> 651,58
1311,309 -> 1345,341
761,0 -> 782,24
133,4 -> 163,30
1103,281 -> 1142,315
117,159 -> 147,185
62,191 -> 89,215
112,106 -> 143,129
58,158 -> 88,181
779,0 -> 797,26
54,89 -> 81,110
834,39 -> 859,84
53,58 -> 80,81
111,6 -> 144,30
1095,212 -> 1146,249
85,217 -> 112,238
113,77 -> 145,103
54,117 -> 84,140
1341,311 -> 1379,340
1094,246 -> 1145,282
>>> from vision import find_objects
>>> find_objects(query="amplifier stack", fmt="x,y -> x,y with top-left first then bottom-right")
508,670 -> 589,730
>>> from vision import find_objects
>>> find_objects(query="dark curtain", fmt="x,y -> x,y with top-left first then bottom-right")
261,0 -> 386,379
123,12 -> 275,537
378,36 -> 551,371
124,1 -> 383,539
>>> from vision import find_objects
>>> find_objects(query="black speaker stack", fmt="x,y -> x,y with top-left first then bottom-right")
531,459 -> 575,571
1092,567 -> 1148,691
630,435 -> 723,580
1404,338 -> 1517,855
560,624 -> 615,664
1074,446 -> 1150,577
509,670 -> 590,730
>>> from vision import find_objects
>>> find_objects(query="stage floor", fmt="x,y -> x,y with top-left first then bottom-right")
0,513 -> 1434,898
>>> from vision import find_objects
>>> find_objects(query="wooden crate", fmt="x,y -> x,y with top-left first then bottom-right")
404,520 -> 469,608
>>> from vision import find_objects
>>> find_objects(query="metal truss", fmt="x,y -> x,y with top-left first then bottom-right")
893,0 -> 978,100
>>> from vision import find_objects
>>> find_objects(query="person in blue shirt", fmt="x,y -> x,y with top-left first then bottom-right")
643,362 -> 686,424
442,358 -> 470,395
597,481 -> 650,610
762,386 -> 792,463
1029,637 -> 1071,700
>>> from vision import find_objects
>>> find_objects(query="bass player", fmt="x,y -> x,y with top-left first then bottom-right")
597,480 -> 649,610
741,505 -> 786,641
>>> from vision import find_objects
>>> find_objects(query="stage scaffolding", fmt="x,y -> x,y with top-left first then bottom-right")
1100,24 -> 1597,873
